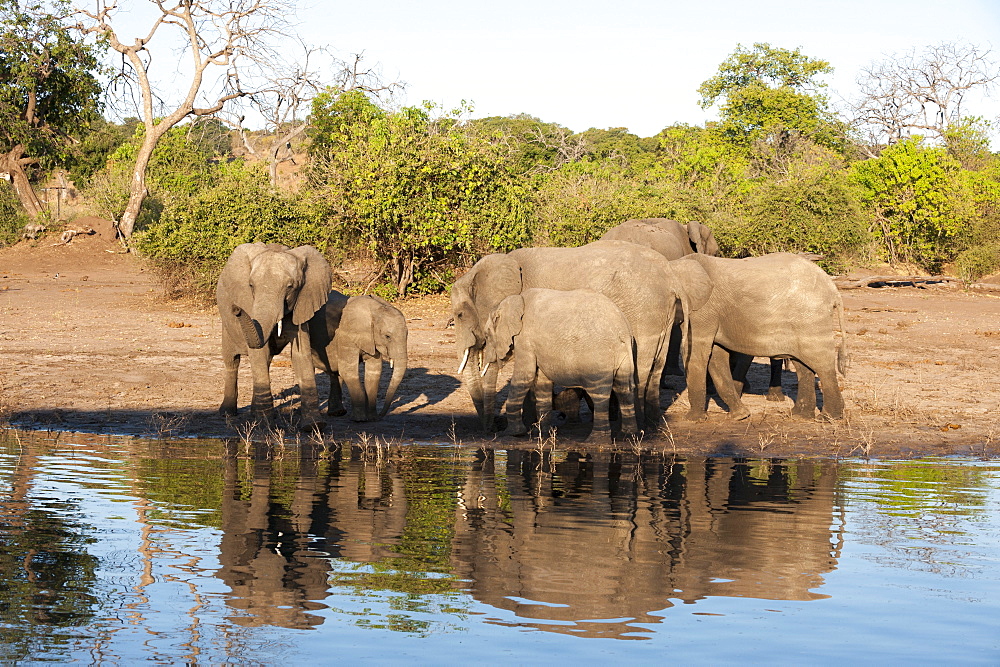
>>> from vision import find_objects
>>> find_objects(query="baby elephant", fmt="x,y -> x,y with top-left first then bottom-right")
482,288 -> 638,444
308,291 -> 408,421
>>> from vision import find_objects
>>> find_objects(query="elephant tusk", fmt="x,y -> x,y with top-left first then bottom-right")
480,361 -> 491,378
389,358 -> 394,369
457,347 -> 470,374
276,318 -> 283,339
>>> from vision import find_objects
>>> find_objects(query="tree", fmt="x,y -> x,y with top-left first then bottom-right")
308,94 -> 531,295
0,0 -> 102,218
851,42 -> 999,152
850,136 -> 972,268
698,43 -> 845,153
77,0 -> 292,239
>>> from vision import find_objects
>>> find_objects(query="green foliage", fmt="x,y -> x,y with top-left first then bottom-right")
0,0 -> 103,166
531,159 -> 684,246
65,117 -> 137,189
0,180 -> 27,246
716,163 -> 870,267
850,137 -> 973,270
699,43 -> 846,155
954,244 -> 1000,282
307,93 -> 532,295
464,113 -> 574,174
84,123 -> 224,224
135,161 -> 326,296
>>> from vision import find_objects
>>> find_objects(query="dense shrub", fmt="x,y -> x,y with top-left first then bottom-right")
0,181 -> 27,246
850,137 -> 974,271
715,167 -> 870,266
307,93 -> 534,295
135,162 -> 326,297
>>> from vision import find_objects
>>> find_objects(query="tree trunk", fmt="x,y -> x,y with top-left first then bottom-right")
117,131 -> 160,239
1,146 -> 45,219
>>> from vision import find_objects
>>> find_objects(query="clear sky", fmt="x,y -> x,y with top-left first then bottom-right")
291,0 -> 1000,138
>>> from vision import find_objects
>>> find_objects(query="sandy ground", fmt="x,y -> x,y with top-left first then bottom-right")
2,220 -> 999,458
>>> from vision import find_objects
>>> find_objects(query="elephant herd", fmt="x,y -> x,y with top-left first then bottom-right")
216,220 -> 849,442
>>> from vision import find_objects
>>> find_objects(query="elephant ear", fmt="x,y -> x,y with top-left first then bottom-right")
345,297 -> 378,357
289,245 -> 332,325
667,257 -> 713,312
472,253 -> 522,317
218,242 -> 269,313
491,295 -> 524,363
687,221 -> 719,256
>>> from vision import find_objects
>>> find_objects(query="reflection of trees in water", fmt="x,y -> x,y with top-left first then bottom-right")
839,461 -> 995,577
450,451 -> 843,639
0,432 -> 99,662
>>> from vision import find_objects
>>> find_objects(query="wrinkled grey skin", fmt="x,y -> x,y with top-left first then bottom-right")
604,218 -> 784,396
601,218 -> 719,258
216,243 -> 332,430
671,253 -> 849,421
451,240 -> 688,431
483,289 -> 638,444
308,291 -> 408,421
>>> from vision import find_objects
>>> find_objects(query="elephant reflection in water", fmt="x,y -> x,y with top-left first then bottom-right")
450,452 -> 841,638
214,450 -> 410,629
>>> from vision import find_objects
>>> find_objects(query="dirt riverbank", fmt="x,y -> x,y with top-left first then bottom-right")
2,222 -> 998,458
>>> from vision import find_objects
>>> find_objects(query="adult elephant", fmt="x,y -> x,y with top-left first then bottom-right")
604,217 -> 785,397
451,240 -> 688,431
309,291 -> 408,421
216,242 -> 332,430
670,252 -> 849,422
601,218 -> 719,258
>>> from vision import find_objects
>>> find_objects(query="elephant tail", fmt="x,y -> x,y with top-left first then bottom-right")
835,293 -> 850,376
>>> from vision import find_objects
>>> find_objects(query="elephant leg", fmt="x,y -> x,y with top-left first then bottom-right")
327,371 -> 347,416
337,345 -> 367,422
683,340 -> 713,422
815,361 -> 845,420
635,333 -> 665,427
220,351 -> 240,415
663,323 -> 684,376
585,387 -> 613,444
791,362 -> 818,419
709,348 -> 750,420
729,352 -> 752,397
612,372 -> 638,436
292,329 -> 324,431
767,358 -> 786,401
247,346 -> 276,417
534,373 -> 554,434
503,356 -> 535,437
363,356 -> 381,421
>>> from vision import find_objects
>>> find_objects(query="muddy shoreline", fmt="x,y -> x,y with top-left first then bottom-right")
2,229 -> 999,458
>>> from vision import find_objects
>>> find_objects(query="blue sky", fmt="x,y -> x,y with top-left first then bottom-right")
293,0 -> 1000,137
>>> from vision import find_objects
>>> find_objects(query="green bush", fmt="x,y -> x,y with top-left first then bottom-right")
954,245 -> 1000,282
715,167 -> 870,266
0,182 -> 28,246
135,162 -> 327,298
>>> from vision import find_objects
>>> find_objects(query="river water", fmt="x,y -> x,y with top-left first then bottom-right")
1,429 -> 998,663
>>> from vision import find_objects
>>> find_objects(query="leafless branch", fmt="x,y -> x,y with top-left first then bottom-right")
849,41 -> 999,149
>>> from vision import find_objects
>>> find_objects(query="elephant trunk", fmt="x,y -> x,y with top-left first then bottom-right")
379,348 -> 408,417
233,305 -> 265,349
459,344 -> 486,423
479,356 -> 499,433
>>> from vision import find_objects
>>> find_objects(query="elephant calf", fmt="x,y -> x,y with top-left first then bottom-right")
482,288 -> 638,444
308,291 -> 408,421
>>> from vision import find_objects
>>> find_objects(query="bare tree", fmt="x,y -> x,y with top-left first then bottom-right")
851,42 -> 999,153
76,0 -> 292,239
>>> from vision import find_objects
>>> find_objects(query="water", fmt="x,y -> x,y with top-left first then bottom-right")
1,430 -> 998,663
